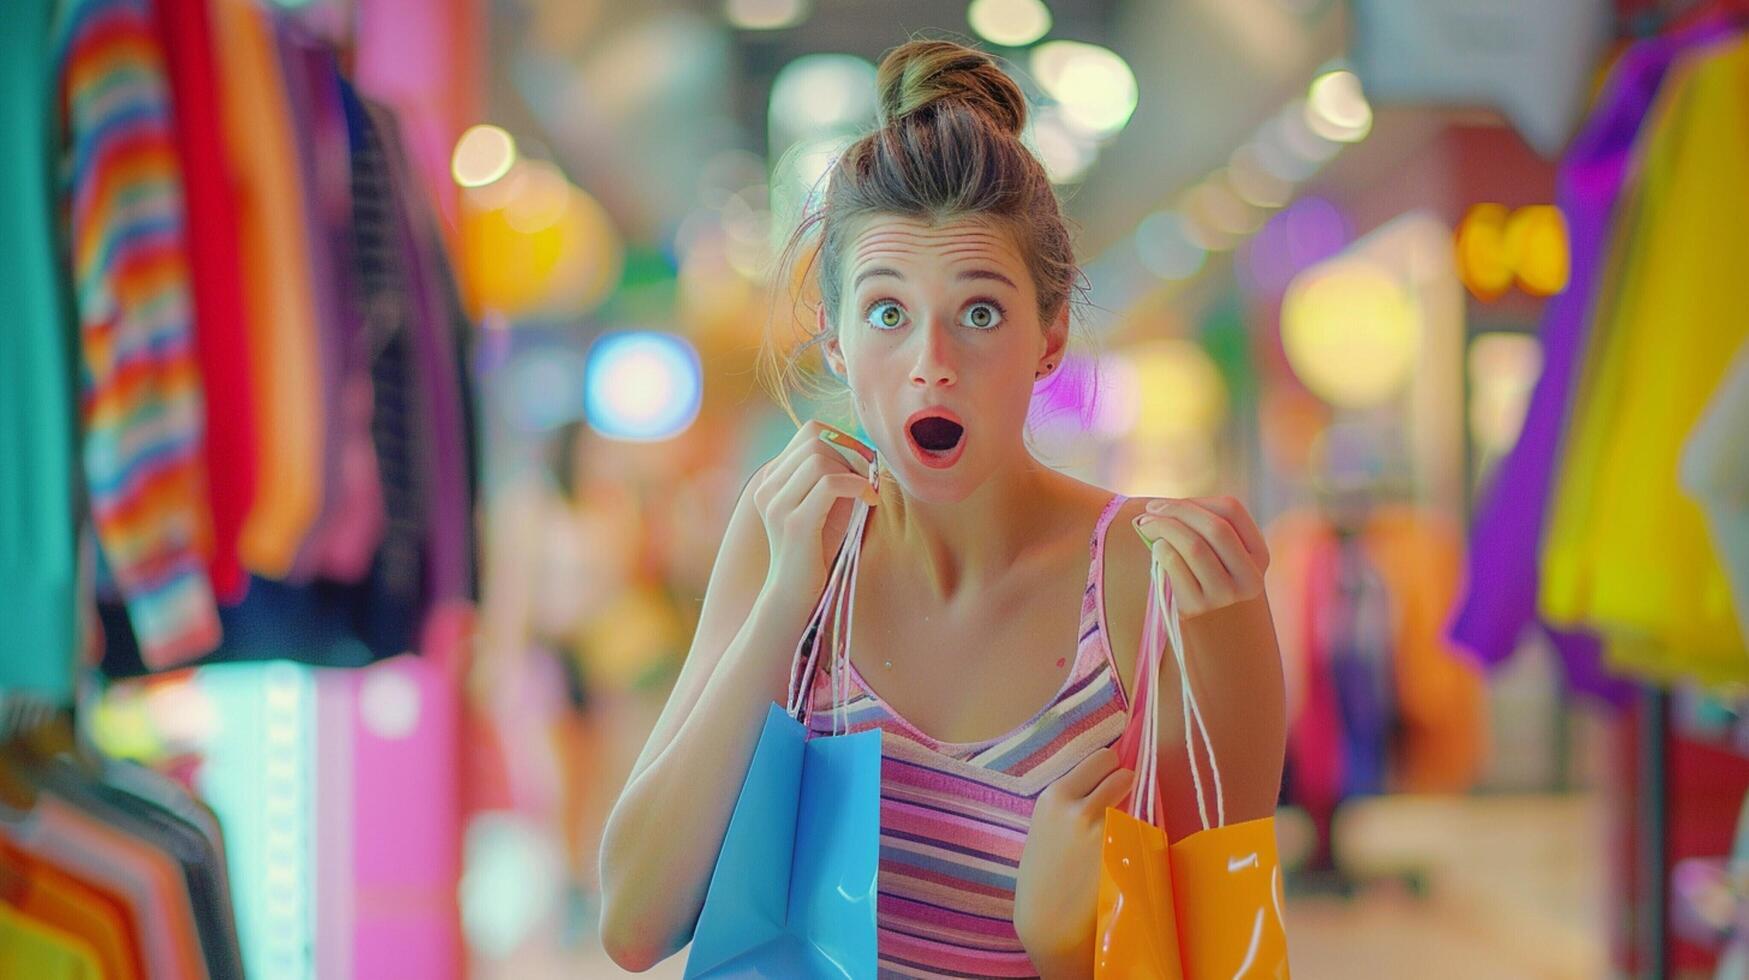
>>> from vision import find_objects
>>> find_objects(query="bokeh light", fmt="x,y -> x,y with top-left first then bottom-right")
1030,40 -> 1137,136
1282,257 -> 1421,408
1305,68 -> 1373,143
1456,203 -> 1515,301
1242,196 -> 1352,297
967,0 -> 1053,47
451,124 -> 517,188
460,160 -> 624,318
1135,211 -> 1207,280
725,0 -> 809,30
769,54 -> 878,144
1024,105 -> 1099,183
1131,339 -> 1229,440
1468,332 -> 1543,457
1504,204 -> 1570,296
584,331 -> 704,441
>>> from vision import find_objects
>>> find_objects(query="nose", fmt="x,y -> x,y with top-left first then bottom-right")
909,317 -> 958,389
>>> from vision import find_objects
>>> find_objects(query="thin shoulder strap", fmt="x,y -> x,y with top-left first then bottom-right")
1090,492 -> 1129,566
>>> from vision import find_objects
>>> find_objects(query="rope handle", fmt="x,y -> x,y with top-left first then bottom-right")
1128,531 -> 1226,832
785,454 -> 880,732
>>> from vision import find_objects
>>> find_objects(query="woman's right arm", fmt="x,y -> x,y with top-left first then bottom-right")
597,421 -> 877,971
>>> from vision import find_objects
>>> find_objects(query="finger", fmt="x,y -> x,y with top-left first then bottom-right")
1163,500 -> 1263,596
817,434 -> 875,482
757,432 -> 869,509
1084,766 -> 1136,813
768,454 -> 855,518
1052,747 -> 1121,799
1150,534 -> 1210,610
1153,517 -> 1236,605
793,473 -> 880,527
1145,501 -> 1243,576
1189,496 -> 1270,568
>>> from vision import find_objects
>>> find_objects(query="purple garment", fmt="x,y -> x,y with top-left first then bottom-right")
364,99 -> 473,605
279,27 -> 386,583
1448,20 -> 1743,707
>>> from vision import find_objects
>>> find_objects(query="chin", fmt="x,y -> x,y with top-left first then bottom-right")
883,454 -> 983,504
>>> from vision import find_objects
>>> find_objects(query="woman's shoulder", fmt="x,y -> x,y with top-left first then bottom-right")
1092,491 -> 1268,704
1095,493 -> 1160,705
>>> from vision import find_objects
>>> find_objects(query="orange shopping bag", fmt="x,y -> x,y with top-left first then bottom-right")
1096,548 -> 1290,979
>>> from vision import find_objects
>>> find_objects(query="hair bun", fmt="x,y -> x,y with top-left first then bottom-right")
875,39 -> 1027,138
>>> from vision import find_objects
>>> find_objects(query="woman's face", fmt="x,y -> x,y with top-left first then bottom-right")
821,215 -> 1066,502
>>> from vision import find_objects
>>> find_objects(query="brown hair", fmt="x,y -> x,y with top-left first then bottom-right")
758,36 -> 1090,428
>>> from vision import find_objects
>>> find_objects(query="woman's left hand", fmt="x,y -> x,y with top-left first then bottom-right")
1132,497 -> 1270,620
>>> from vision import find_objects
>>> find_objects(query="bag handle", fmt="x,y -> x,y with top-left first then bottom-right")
785,454 -> 880,734
1129,534 -> 1226,832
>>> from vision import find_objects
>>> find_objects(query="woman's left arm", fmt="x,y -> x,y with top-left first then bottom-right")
1015,497 -> 1287,978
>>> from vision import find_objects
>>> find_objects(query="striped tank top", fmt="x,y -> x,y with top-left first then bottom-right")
805,492 -> 1135,978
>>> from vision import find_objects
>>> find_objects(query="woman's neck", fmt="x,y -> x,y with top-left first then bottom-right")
867,451 -> 1073,603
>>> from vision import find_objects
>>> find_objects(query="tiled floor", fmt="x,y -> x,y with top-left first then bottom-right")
483,794 -> 1608,979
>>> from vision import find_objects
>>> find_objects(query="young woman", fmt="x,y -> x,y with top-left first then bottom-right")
599,38 -> 1288,979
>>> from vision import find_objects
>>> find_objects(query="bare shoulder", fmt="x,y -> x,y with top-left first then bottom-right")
1098,494 -> 1162,705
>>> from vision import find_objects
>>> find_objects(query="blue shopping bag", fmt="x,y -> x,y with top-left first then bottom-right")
685,466 -> 883,979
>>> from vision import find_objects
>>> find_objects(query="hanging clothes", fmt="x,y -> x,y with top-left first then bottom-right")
1325,533 -> 1396,798
361,96 -> 478,606
0,0 -> 78,699
1270,505 -> 1489,802
1449,19 -> 1741,708
207,0 -> 328,581
1269,509 -> 1347,817
1365,507 -> 1488,793
3,712 -> 247,980
149,0 -> 257,605
56,0 -> 223,668
284,27 -> 387,587
1539,35 -> 1749,684
0,903 -> 100,980
97,60 -> 477,674
1,841 -> 141,980
1680,340 -> 1749,647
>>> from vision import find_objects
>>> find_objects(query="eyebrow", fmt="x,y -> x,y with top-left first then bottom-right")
851,267 -> 1019,291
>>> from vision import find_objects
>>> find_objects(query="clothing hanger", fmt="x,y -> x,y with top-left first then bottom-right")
0,695 -> 49,815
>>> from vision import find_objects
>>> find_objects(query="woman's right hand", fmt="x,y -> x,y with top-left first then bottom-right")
751,420 -> 879,605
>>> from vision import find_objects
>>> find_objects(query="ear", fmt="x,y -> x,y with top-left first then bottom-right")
817,304 -> 846,377
1037,304 -> 1070,375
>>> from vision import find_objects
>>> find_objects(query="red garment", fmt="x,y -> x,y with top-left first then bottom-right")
150,0 -> 255,604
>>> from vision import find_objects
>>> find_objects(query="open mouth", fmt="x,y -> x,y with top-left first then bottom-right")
910,416 -> 965,453
905,409 -> 966,467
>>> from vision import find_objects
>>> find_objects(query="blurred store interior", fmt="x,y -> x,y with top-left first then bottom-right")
5,0 -> 1749,977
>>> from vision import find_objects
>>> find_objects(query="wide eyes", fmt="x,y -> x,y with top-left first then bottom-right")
862,299 -> 1006,332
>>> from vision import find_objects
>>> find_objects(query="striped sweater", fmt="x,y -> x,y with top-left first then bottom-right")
807,492 -> 1134,978
58,0 -> 221,665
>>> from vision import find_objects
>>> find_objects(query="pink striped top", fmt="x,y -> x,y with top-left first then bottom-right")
806,492 -> 1134,978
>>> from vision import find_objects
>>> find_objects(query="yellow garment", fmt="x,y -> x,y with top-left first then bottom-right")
210,0 -> 325,577
0,903 -> 101,980
1539,37 -> 1749,684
